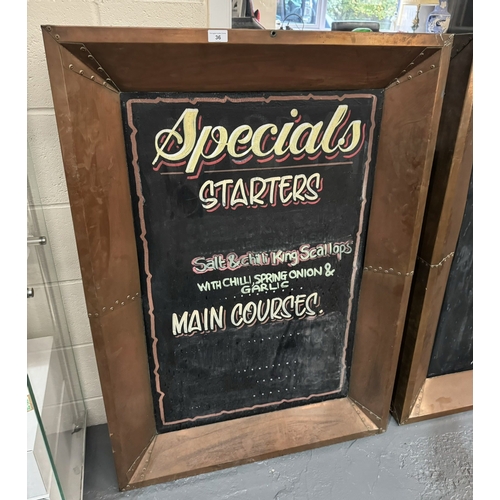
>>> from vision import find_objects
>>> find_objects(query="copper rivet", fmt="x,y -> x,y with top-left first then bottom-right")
374,269 -> 377,272
136,292 -> 139,296
102,307 -> 106,311
389,268 -> 393,271
55,34 -> 60,40
132,297 -> 135,300
115,300 -> 119,304
127,295 -> 130,299
384,270 -> 388,273
110,307 -> 114,311
430,64 -> 436,69
121,302 -> 125,306
407,75 -> 412,80
90,75 -> 95,80
379,267 -> 382,270
79,70 -> 84,75
417,70 -> 423,75
69,64 -> 74,69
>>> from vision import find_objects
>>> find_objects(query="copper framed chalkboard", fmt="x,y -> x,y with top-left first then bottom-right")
122,92 -> 383,433
392,34 -> 473,424
42,27 -> 452,490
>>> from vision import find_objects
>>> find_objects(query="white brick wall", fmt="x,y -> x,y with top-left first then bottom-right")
27,0 -> 209,426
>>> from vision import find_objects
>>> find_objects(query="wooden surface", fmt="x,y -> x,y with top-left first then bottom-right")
392,35 -> 473,424
41,26 -> 454,489
47,27 -> 450,46
349,47 -> 451,429
42,30 -> 157,488
128,397 -> 378,489
407,370 -> 473,423
43,27 -> 450,92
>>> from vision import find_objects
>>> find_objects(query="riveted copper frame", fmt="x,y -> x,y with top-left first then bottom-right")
392,35 -> 473,425
42,27 -> 452,490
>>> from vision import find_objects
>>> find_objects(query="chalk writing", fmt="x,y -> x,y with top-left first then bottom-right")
199,173 -> 323,212
153,106 -> 364,179
192,241 -> 353,274
196,263 -> 337,295
172,292 -> 322,336
122,91 -> 382,432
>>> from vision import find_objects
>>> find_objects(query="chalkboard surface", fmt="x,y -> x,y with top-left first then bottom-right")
428,175 -> 473,377
121,92 -> 383,433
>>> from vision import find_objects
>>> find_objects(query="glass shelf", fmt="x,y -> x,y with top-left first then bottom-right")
27,143 -> 87,500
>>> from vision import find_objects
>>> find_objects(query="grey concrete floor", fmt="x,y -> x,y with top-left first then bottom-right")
83,411 -> 472,500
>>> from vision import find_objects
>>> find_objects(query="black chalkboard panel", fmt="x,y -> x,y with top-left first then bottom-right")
428,175 -> 473,377
121,92 -> 383,433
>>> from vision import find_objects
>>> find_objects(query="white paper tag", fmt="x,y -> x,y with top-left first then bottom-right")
208,30 -> 228,43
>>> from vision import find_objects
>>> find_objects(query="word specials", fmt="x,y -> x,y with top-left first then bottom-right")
152,104 -> 366,212
172,292 -> 322,337
192,240 -> 353,274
